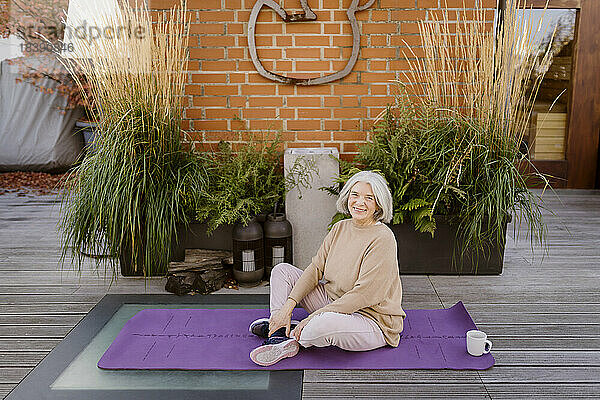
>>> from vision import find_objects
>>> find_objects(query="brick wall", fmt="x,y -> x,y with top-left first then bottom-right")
150,0 -> 498,161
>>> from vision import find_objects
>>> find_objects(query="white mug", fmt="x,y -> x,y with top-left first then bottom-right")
466,330 -> 492,356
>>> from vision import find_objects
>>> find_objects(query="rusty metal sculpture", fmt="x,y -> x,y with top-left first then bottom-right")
248,0 -> 375,86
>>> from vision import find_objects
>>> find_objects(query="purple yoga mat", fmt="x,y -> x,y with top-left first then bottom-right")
97,302 -> 494,370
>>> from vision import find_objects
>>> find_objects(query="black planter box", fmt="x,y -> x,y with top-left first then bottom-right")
171,222 -> 234,262
388,216 -> 509,275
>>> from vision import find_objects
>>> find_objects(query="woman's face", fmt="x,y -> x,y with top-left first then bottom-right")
348,181 -> 379,225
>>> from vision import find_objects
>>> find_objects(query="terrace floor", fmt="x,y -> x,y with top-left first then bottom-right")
0,189 -> 599,399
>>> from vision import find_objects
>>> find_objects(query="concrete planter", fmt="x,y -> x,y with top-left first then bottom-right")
389,216 -> 510,275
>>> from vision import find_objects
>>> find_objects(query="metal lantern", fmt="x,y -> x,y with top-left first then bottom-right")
263,212 -> 293,278
232,217 -> 264,286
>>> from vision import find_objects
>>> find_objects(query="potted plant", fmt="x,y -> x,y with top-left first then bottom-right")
173,133 -> 316,257
326,0 -> 552,274
59,1 -> 203,277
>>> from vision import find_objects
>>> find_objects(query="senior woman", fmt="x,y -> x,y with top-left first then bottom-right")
249,170 -> 406,366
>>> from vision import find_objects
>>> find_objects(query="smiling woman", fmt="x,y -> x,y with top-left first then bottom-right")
247,170 -> 405,367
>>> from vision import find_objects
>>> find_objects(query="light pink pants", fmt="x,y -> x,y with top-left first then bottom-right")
269,263 -> 387,351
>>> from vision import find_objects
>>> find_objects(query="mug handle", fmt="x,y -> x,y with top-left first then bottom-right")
483,340 -> 492,354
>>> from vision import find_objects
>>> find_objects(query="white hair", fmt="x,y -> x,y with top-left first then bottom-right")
336,170 -> 393,223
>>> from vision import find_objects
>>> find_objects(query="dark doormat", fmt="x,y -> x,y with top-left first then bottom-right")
5,294 -> 302,400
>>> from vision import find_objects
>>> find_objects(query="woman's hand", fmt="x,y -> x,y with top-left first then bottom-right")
269,298 -> 296,337
290,318 -> 310,341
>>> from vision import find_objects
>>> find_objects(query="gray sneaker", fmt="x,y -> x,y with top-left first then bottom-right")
249,335 -> 300,366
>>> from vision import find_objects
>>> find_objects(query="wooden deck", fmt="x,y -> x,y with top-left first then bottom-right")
1,190 -> 599,399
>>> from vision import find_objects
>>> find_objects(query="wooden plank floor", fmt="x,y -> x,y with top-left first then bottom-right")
1,190 -> 599,399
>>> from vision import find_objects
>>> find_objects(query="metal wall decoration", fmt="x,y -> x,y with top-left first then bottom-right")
248,0 -> 375,86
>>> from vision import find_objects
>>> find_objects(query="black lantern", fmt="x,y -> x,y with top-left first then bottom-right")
232,217 -> 264,286
263,212 -> 293,278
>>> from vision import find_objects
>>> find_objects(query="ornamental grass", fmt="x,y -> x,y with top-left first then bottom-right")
59,0 -> 205,277
353,0 -> 554,267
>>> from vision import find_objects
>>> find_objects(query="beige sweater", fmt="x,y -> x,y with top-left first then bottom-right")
288,219 -> 406,346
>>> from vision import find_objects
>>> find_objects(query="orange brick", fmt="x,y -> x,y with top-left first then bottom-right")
190,48 -> 225,59
255,23 -> 283,34
185,85 -> 203,95
363,23 -> 397,34
333,132 -> 367,141
249,120 -> 284,130
204,85 -> 239,95
333,85 -> 369,95
228,48 -> 245,59
362,96 -> 395,106
205,108 -> 240,119
341,119 -> 361,130
370,36 -> 388,46
391,9 -> 427,20
324,23 -> 340,34
371,10 -> 391,21
284,23 -> 321,34
297,131 -> 332,141
324,48 -> 341,58
276,35 -> 293,46
198,11 -> 235,22
391,34 -> 422,46
242,108 -> 276,118
287,97 -> 320,107
228,23 -> 244,34
258,9 -> 277,22
369,60 -> 388,71
187,0 -> 221,9
225,0 -> 241,9
200,36 -> 235,46
298,108 -> 331,118
248,74 -> 274,83
149,0 -> 178,9
230,74 -> 246,83
186,108 -> 203,118
201,61 -> 236,71
285,48 -> 321,58
297,86 -> 332,95
362,48 -> 397,59
380,0 -> 417,7
361,72 -> 396,83
333,35 -> 353,47
189,23 -> 224,34
205,131 -> 241,141
253,36 -> 273,46
287,120 -> 321,130
341,96 -> 359,107
371,85 -> 389,95
368,107 -> 387,118
237,10 -> 251,21
324,120 -> 341,130
287,142 -> 322,148
256,48 -> 282,58
296,61 -> 331,71
241,85 -> 276,95
275,60 -> 293,71
231,118 -> 247,130
417,0 -> 438,7
191,73 -> 227,83
295,36 -> 330,46
400,22 -> 422,34
193,120 -> 228,130
278,109 -> 295,119
248,97 -> 283,107
324,97 -> 341,107
342,142 -> 363,152
334,108 -> 367,118
322,0 -> 341,7
192,96 -> 228,107
229,96 -> 248,107
278,85 -> 296,95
